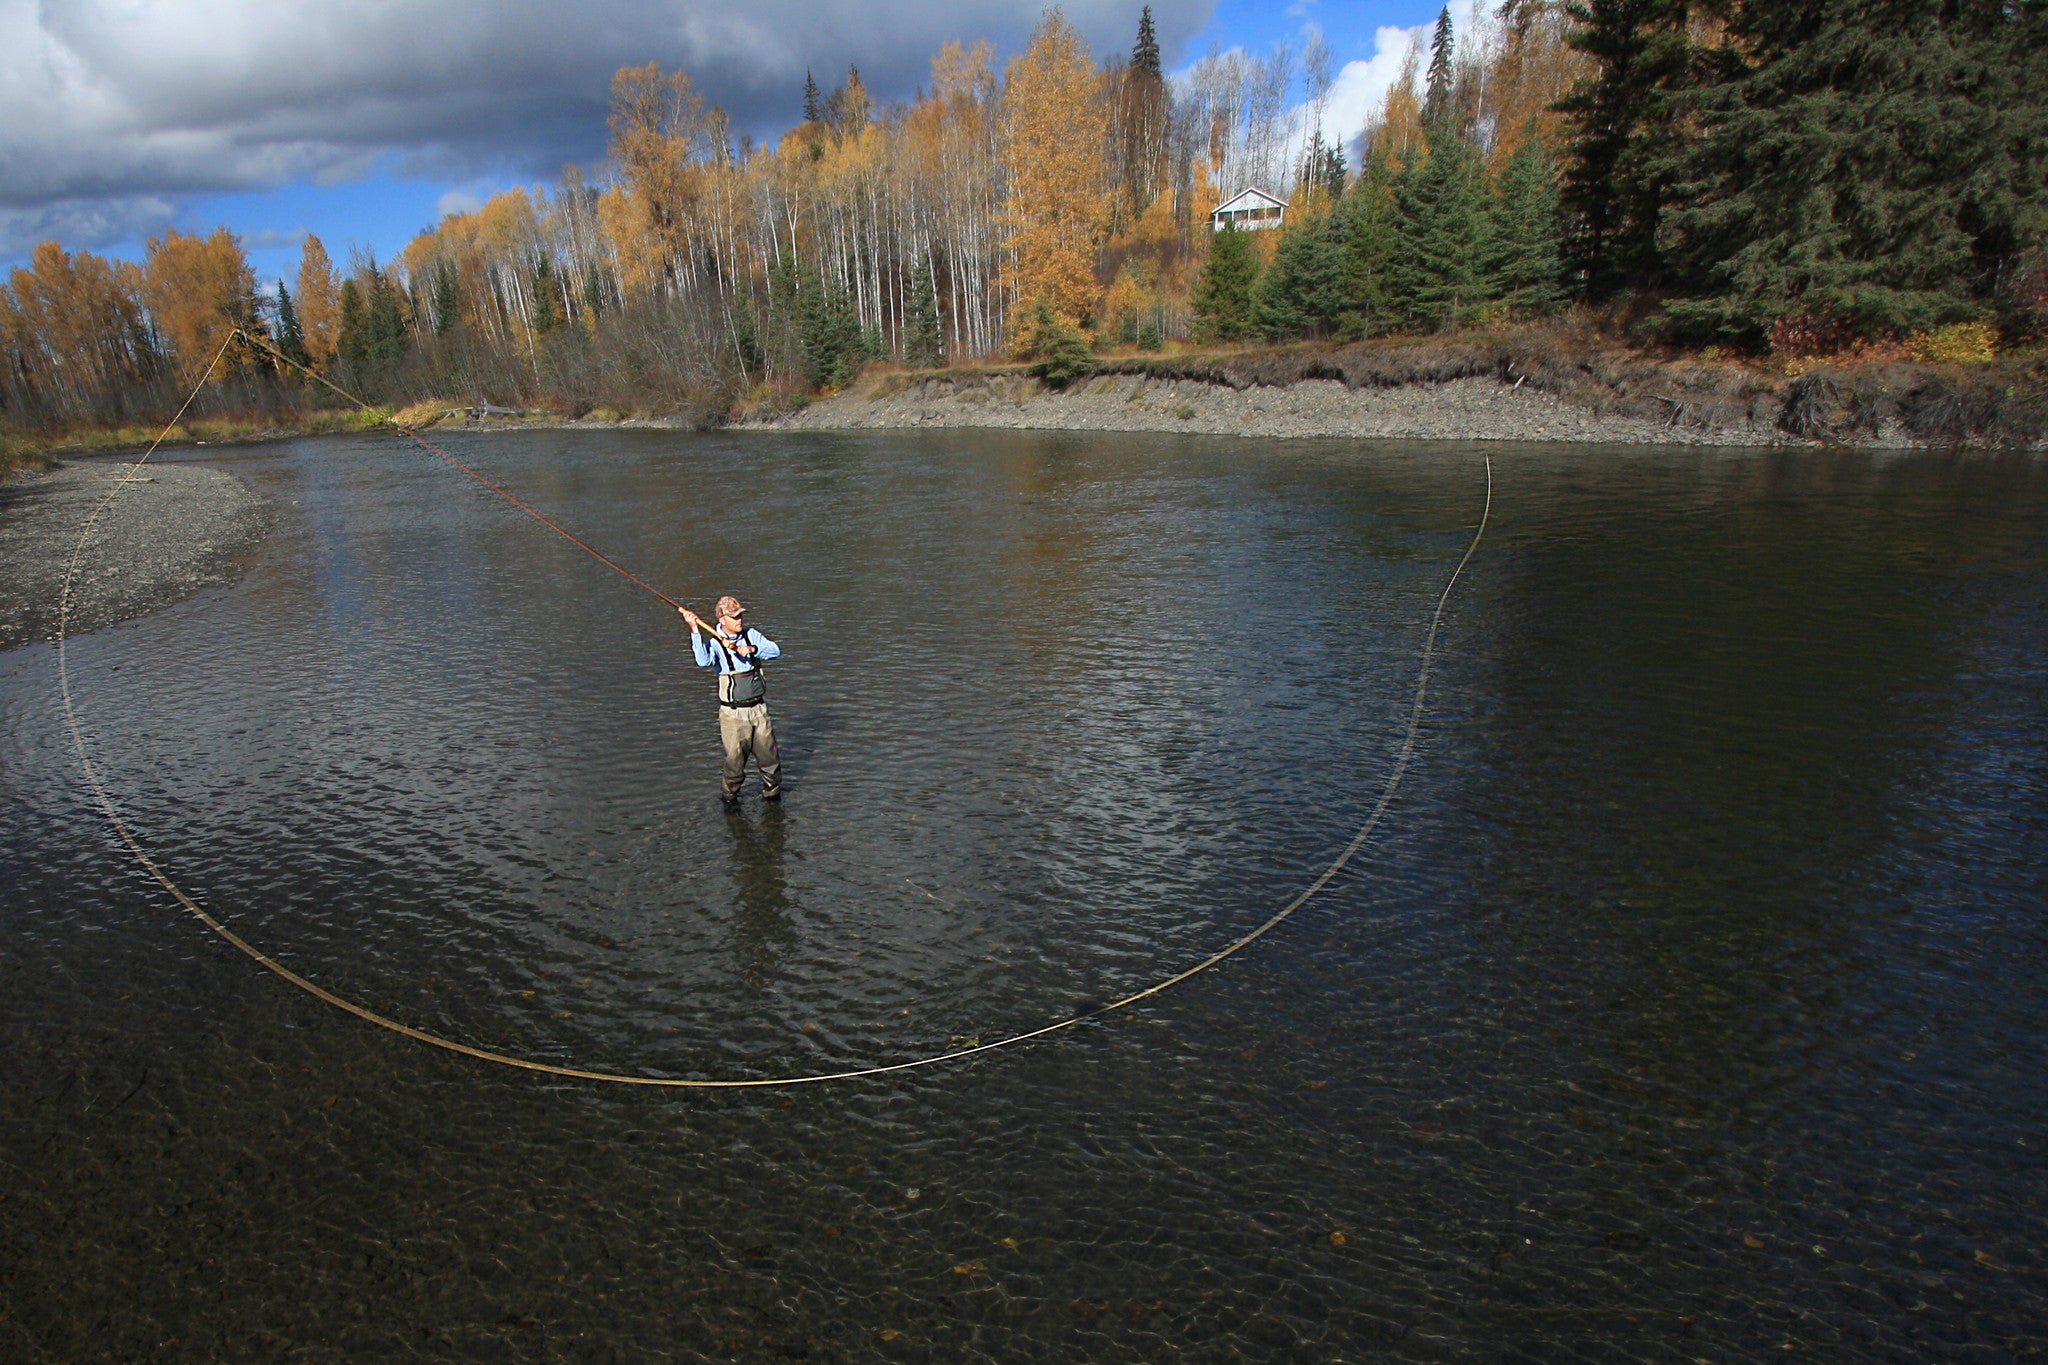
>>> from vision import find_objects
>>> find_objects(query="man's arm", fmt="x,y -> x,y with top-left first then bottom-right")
680,608 -> 716,668
746,627 -> 781,662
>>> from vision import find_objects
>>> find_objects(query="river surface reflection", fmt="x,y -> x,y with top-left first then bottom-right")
2,429 -> 2042,1359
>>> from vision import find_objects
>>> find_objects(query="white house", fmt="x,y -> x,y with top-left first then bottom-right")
1210,188 -> 1287,232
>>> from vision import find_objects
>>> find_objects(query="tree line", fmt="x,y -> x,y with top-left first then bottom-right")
2,0 -> 2041,434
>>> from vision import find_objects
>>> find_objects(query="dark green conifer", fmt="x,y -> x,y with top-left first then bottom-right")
1252,210 -> 1351,339
360,263 -> 408,367
433,265 -> 460,335
337,278 -> 366,372
531,257 -> 564,335
1554,0 -> 1696,298
905,255 -> 945,368
1190,225 -> 1260,342
1388,129 -> 1493,330
1340,148 -> 1401,335
1487,133 -> 1567,318
767,254 -> 798,324
803,70 -> 821,123
1024,298 -> 1093,385
1132,6 -> 1162,77
272,282 -> 310,369
797,268 -> 863,388
1422,7 -> 1457,131
1659,0 -> 2048,342
1319,139 -> 1348,201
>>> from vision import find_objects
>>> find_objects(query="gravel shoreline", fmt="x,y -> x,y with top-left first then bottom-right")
0,457 -> 269,649
760,372 -> 1832,445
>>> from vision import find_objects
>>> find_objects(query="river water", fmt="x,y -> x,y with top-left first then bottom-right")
2,429 -> 2042,1360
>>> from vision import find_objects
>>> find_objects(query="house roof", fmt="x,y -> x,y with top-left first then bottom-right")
1211,188 -> 1288,215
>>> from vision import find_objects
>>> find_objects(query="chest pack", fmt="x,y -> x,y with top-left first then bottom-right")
716,630 -> 766,706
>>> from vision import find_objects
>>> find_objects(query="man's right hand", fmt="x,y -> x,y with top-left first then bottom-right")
681,608 -> 704,631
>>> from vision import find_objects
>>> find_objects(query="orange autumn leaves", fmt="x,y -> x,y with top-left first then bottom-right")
1003,11 -> 1108,334
140,228 -> 257,374
1,228 -> 263,417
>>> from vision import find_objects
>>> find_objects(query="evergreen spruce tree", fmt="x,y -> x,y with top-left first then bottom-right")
1553,0 -> 1697,299
337,279 -> 366,373
823,290 -> 859,384
803,70 -> 825,160
273,282 -> 310,369
1388,130 -> 1493,330
1133,6 -> 1162,76
797,268 -> 863,388
1340,148 -> 1402,335
1299,133 -> 1348,202
1319,140 -> 1348,201
362,264 -> 409,367
433,265 -> 460,335
1660,0 -> 2048,342
531,258 -> 563,335
1422,7 -> 1458,129
1119,6 -> 1170,219
1252,210 -> 1351,339
1024,298 -> 1093,385
1389,9 -> 1493,330
1486,133 -> 1567,318
905,254 -> 945,368
1190,225 -> 1260,342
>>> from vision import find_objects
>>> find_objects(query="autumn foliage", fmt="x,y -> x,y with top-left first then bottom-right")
1003,12 -> 1108,335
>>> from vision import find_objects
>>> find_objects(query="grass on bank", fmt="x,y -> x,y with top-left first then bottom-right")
0,403 -> 480,482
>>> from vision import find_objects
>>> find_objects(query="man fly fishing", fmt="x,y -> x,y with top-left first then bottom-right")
680,595 -> 782,806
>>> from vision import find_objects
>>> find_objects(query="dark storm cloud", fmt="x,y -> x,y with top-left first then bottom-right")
1,0 -> 1214,256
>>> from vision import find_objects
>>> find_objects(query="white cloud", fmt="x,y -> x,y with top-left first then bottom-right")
435,188 -> 489,219
1,0 -> 1219,255
244,226 -> 309,249
1311,24 -> 1427,162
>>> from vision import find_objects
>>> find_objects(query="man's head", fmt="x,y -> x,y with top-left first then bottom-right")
716,595 -> 745,627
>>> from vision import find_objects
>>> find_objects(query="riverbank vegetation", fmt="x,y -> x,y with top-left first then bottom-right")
2,0 -> 2042,471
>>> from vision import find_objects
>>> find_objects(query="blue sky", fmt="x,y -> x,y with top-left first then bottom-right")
1187,0 -> 1443,70
4,0 -> 1453,287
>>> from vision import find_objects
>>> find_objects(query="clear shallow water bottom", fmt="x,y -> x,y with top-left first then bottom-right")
1,429 -> 2043,1360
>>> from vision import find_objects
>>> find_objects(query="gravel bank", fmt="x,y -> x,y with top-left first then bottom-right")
766,372 -> 1811,445
0,458 -> 269,649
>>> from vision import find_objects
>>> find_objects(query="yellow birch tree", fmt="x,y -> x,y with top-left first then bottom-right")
1003,9 -> 1108,333
142,227 -> 255,373
1483,0 -> 1589,170
295,234 -> 341,367
608,63 -> 707,288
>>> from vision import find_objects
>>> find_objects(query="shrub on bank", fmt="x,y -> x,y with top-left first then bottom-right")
1912,322 -> 2000,365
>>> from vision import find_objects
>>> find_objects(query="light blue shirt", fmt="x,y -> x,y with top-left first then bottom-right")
691,625 -> 780,675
